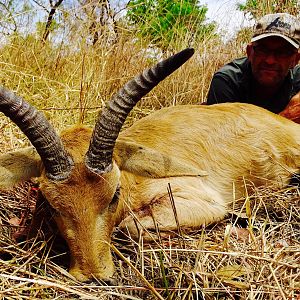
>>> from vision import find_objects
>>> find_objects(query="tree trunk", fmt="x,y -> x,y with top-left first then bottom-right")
42,0 -> 64,43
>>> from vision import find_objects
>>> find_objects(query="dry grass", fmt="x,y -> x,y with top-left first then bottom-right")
0,182 -> 299,299
0,30 -> 245,152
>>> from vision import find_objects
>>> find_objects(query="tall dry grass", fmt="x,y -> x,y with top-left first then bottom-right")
0,26 -> 245,152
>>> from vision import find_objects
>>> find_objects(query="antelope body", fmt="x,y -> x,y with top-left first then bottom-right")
0,48 -> 299,282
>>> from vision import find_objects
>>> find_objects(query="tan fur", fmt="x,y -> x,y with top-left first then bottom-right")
1,103 -> 299,281
0,147 -> 41,186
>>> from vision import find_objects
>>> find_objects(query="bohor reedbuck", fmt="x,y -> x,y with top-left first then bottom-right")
0,48 -> 299,282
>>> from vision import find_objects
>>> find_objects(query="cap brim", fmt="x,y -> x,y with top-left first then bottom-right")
251,33 -> 299,49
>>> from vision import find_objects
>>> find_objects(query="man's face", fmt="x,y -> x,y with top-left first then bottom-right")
247,37 -> 300,88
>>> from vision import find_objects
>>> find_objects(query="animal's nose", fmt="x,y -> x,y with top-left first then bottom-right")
69,267 -> 117,284
70,270 -> 90,282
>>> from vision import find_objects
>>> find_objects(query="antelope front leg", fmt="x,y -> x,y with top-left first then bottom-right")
118,187 -> 227,239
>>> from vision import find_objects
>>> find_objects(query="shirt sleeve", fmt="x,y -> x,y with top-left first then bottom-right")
207,74 -> 239,105
293,66 -> 300,94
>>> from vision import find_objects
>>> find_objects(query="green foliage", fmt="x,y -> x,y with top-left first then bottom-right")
126,0 -> 216,50
237,0 -> 299,19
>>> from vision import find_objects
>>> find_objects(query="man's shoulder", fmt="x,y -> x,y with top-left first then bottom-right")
291,65 -> 300,92
214,57 -> 250,82
207,57 -> 251,104
292,64 -> 300,78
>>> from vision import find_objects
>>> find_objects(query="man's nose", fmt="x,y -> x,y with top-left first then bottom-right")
264,53 -> 277,64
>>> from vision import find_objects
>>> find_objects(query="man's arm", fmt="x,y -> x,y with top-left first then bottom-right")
279,91 -> 300,123
207,74 -> 239,105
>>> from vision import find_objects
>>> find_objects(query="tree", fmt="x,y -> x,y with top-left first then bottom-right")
42,0 -> 64,42
0,1 -> 34,36
126,0 -> 216,50
32,0 -> 64,43
237,0 -> 299,19
78,0 -> 118,46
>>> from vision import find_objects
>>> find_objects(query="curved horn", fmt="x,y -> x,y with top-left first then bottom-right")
0,87 -> 73,180
85,48 -> 195,174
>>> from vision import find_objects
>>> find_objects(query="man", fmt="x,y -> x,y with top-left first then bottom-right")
207,13 -> 300,123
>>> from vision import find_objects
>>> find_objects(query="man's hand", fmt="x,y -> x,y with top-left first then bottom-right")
279,92 -> 300,123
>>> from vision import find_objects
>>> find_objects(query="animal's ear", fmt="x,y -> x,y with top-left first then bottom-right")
114,141 -> 207,178
0,147 -> 42,188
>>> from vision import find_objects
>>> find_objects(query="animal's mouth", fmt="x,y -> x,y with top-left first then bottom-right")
67,241 -> 116,282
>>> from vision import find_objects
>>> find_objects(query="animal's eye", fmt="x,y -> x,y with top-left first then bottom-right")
108,185 -> 120,212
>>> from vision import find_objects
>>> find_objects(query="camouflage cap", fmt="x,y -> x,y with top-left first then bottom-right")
251,13 -> 300,49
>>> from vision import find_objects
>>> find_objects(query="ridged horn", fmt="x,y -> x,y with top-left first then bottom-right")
0,87 -> 74,180
85,48 -> 195,173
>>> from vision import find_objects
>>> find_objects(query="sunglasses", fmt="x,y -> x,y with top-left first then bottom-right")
252,45 -> 298,59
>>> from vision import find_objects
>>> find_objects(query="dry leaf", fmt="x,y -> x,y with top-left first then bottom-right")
216,264 -> 249,280
274,239 -> 289,248
222,279 -> 251,289
216,264 -> 250,289
8,217 -> 22,226
230,226 -> 251,242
